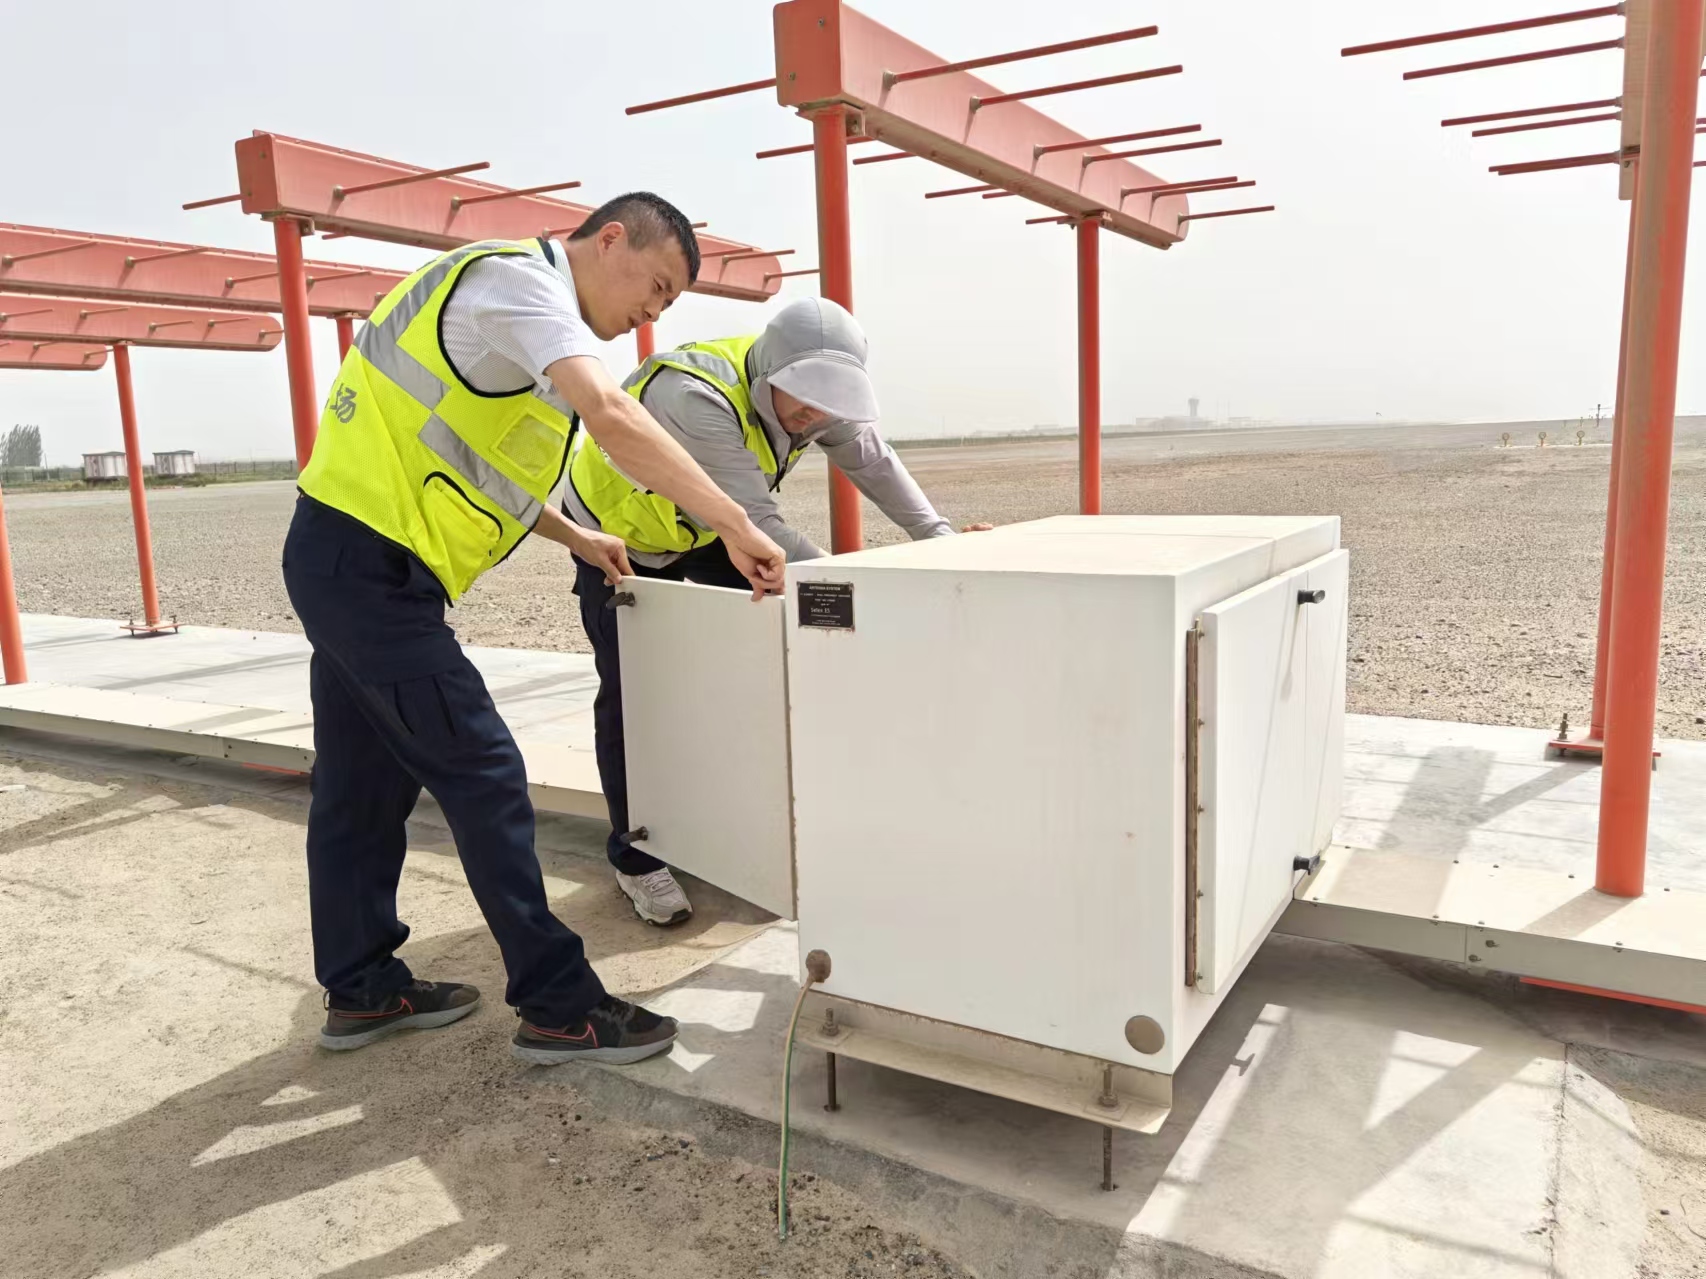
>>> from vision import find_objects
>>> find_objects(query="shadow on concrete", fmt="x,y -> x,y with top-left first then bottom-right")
549,931 -> 1566,1278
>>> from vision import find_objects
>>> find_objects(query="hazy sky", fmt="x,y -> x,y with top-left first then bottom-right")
1,0 -> 1700,462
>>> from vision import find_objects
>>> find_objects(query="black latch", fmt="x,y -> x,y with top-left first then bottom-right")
605,591 -> 636,611
1293,853 -> 1323,876
615,826 -> 649,848
1297,589 -> 1327,605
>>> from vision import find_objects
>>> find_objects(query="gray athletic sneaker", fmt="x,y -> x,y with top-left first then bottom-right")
319,979 -> 481,1051
511,995 -> 679,1066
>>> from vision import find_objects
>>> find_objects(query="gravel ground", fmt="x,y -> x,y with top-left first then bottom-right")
8,419 -> 1705,739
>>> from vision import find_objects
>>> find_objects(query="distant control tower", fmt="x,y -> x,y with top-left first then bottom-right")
1188,398 -> 1200,422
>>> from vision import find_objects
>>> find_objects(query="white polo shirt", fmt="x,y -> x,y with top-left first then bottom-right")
438,238 -> 603,394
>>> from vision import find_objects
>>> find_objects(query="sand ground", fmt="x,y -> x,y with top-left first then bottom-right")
0,742 -> 972,1279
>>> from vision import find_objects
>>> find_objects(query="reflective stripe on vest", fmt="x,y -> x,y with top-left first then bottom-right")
566,336 -> 806,556
297,239 -> 576,600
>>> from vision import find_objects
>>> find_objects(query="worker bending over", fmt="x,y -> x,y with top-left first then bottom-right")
564,297 -> 987,924
282,194 -> 785,1067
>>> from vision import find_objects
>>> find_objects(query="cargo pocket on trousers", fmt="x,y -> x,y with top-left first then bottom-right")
420,472 -> 502,597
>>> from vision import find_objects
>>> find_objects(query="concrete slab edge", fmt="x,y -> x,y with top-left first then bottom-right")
555,1061 -> 1287,1279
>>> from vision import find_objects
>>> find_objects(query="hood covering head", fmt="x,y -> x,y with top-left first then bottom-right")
750,298 -> 879,438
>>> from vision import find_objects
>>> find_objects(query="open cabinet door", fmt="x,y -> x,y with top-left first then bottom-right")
615,578 -> 796,918
1197,562 -> 1311,994
1302,550 -> 1350,859
1196,549 -> 1350,994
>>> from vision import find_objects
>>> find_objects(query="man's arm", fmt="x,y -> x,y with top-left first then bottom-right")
547,355 -> 785,596
816,423 -> 954,540
534,505 -> 632,585
443,252 -> 783,596
645,372 -> 825,561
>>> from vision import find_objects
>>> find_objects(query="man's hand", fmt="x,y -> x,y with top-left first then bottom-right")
533,505 -> 633,584
719,518 -> 787,600
961,522 -> 995,533
571,526 -> 634,587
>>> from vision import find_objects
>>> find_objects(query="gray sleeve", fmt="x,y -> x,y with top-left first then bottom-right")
642,371 -> 826,562
815,423 -> 953,540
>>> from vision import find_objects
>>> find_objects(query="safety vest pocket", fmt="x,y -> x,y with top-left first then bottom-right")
421,472 -> 502,595
494,413 -> 569,481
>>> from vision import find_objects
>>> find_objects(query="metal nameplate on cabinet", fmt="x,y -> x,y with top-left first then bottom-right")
798,581 -> 855,630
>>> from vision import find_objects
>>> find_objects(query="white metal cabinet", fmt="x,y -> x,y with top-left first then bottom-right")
615,517 -> 1349,1110
615,577 -> 795,917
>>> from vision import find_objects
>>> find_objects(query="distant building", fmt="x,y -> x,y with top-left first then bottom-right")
82,451 -> 127,481
154,450 -> 197,476
1188,398 -> 1200,421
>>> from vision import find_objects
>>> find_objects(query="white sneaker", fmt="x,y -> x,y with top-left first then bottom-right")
616,868 -> 693,926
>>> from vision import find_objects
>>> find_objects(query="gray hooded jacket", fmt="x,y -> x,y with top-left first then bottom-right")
605,298 -> 953,567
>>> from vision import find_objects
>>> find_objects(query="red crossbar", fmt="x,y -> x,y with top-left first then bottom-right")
974,66 -> 1182,109
757,138 -> 877,161
1491,149 -> 1620,174
1122,175 -> 1240,196
1442,97 -> 1620,127
1177,205 -> 1275,223
1128,179 -> 1255,202
1086,138 -> 1222,166
627,77 -> 777,115
1035,125 -> 1200,158
334,161 -> 490,199
1343,5 -> 1622,57
889,26 -> 1158,84
1472,110 -> 1621,136
1405,38 -> 1622,81
453,180 -> 582,207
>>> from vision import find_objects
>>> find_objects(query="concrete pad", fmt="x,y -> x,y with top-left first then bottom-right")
556,924 -> 1612,1279
1336,714 -> 1706,893
14,613 -> 600,750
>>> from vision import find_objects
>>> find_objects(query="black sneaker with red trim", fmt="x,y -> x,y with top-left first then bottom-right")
511,996 -> 679,1066
319,979 -> 481,1051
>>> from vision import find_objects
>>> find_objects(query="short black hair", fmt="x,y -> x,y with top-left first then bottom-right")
569,191 -> 700,283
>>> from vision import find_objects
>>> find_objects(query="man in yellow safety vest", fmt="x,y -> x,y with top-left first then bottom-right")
281,192 -> 784,1067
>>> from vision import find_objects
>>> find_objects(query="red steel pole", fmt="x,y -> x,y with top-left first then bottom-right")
1596,0 -> 1702,898
1588,187 -> 1641,742
112,343 -> 164,630
335,314 -> 355,361
0,479 -> 26,684
1077,216 -> 1102,515
272,218 -> 319,472
813,107 -> 863,553
635,321 -> 656,363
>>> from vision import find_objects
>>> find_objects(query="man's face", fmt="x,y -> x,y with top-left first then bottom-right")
770,386 -> 831,436
580,222 -> 689,341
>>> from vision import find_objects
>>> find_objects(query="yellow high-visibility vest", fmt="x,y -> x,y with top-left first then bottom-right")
565,336 -> 805,555
298,239 -> 575,600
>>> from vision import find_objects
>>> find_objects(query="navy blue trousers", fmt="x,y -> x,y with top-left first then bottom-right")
282,496 -> 605,1023
572,541 -> 750,876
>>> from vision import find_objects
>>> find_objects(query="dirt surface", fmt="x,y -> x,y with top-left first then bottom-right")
7,419 -> 1706,739
0,746 -> 973,1279
1574,1047 -> 1706,1279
